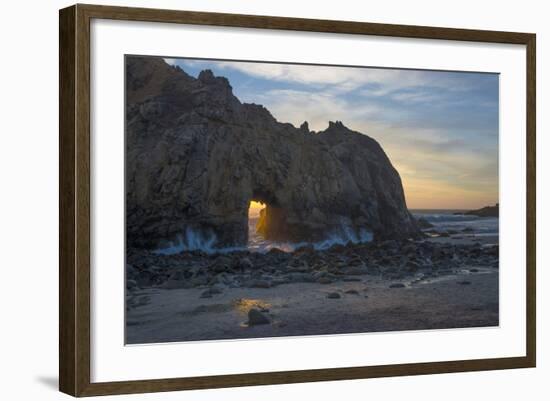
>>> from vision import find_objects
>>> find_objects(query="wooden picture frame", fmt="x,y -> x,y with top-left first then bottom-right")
59,3 -> 536,397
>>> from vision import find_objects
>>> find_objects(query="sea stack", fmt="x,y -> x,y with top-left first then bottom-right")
125,56 -> 420,249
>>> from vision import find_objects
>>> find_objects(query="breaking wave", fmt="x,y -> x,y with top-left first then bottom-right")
154,222 -> 373,255
154,227 -> 219,255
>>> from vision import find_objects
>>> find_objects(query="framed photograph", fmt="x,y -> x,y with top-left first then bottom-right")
59,4 -> 536,397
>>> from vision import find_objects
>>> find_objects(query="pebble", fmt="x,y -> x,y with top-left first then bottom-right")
128,239 -> 499,293
126,279 -> 138,291
239,257 -> 254,270
246,279 -> 271,288
209,285 -> 224,294
342,266 -> 369,275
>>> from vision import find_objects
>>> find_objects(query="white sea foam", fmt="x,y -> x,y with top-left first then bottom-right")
154,227 -> 218,255
154,221 -> 373,255
152,210 -> 498,256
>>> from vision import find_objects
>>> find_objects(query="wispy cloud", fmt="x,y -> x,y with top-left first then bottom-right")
173,59 -> 463,93
163,57 -> 499,209
247,88 -> 383,132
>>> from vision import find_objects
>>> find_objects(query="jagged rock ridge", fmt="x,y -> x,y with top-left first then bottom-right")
125,56 -> 419,249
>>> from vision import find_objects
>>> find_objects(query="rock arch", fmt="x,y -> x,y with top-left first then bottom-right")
125,56 -> 420,250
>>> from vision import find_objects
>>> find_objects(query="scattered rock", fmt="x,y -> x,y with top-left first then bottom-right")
160,278 -> 185,290
238,257 -> 253,270
200,287 -> 223,298
457,280 -> 471,285
344,289 -> 359,295
327,292 -> 341,299
246,279 -> 271,288
416,217 -> 434,229
126,264 -> 139,280
189,276 -> 209,287
247,308 -> 271,325
389,283 -> 406,288
126,279 -> 138,291
328,244 -> 346,253
137,295 -> 151,306
342,266 -> 369,275
405,260 -> 420,272
267,248 -> 286,257
271,278 -> 289,286
343,277 -> 362,282
287,272 -> 314,283
126,234 -> 499,292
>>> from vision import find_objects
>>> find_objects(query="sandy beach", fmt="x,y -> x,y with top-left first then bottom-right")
126,269 -> 498,344
126,235 -> 499,344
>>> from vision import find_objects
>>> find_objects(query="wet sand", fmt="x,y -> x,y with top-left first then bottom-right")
126,266 -> 498,344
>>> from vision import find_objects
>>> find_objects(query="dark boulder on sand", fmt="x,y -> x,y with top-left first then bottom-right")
247,308 -> 271,325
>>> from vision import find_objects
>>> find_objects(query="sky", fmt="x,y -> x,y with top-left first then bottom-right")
165,57 -> 499,210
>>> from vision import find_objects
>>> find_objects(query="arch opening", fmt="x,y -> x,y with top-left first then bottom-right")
247,196 -> 290,251
247,199 -> 268,250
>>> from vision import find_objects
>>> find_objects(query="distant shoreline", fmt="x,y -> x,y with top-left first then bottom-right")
412,205 -> 499,221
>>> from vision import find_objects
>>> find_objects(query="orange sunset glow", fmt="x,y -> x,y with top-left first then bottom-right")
168,59 -> 499,210
248,201 -> 266,218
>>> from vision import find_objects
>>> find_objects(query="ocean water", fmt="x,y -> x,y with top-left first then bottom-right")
154,210 -> 498,255
246,217 -> 373,253
411,209 -> 499,237
155,218 -> 373,255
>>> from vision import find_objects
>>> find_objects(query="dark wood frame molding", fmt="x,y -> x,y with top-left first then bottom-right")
59,3 -> 536,397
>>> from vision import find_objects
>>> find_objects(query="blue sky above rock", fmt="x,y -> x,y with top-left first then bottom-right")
164,57 -> 499,209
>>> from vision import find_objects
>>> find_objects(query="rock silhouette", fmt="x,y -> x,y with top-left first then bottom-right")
463,203 -> 499,218
125,56 -> 419,249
